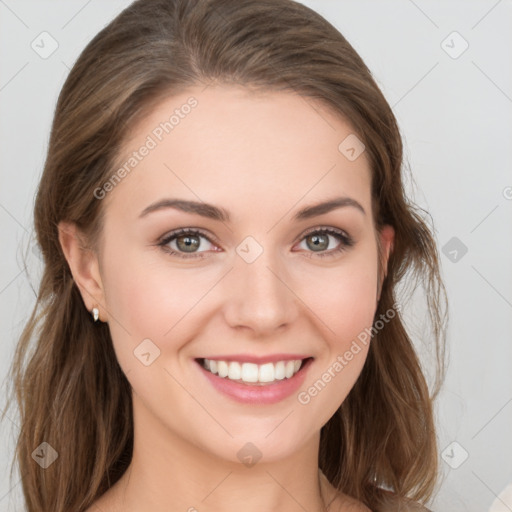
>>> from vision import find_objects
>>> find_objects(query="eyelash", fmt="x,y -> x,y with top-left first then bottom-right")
157,226 -> 354,260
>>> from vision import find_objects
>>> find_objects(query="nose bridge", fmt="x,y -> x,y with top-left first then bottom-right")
224,235 -> 297,333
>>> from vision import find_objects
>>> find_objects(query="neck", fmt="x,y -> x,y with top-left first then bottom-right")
106,394 -> 334,512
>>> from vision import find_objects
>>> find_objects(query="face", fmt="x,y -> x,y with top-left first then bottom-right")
81,85 -> 393,464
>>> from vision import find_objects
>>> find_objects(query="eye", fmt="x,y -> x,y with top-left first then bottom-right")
157,226 -> 355,260
157,228 -> 218,259
294,227 -> 354,259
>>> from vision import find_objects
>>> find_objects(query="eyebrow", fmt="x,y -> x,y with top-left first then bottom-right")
138,196 -> 366,222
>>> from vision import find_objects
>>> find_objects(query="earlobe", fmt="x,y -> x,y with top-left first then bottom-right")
57,221 -> 107,322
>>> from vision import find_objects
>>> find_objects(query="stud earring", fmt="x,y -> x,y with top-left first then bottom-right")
92,307 -> 99,322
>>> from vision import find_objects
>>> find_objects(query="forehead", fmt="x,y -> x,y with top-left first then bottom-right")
106,84 -> 372,223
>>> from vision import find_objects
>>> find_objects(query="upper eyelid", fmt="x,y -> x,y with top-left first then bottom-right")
159,225 -> 352,248
299,225 -> 350,239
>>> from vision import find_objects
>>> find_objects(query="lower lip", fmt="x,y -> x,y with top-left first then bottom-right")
195,358 -> 314,405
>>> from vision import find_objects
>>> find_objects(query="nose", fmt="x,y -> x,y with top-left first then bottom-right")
222,245 -> 299,336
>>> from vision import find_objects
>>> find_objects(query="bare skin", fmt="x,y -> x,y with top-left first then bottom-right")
86,467 -> 371,512
61,84 -> 393,512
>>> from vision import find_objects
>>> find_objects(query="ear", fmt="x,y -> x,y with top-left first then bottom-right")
376,224 -> 395,302
58,221 -> 107,322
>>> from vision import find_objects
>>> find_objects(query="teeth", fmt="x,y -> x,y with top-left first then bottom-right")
201,358 -> 305,384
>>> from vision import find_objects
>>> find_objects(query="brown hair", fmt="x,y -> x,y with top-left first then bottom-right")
2,0 -> 448,510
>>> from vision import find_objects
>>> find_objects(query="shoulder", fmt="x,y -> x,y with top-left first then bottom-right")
82,486 -> 118,512
319,473 -> 431,512
374,488 -> 433,512
327,492 -> 372,511
377,501 -> 432,511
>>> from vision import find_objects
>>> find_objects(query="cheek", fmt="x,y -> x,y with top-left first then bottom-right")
101,247 -> 229,382
296,256 -> 377,421
102,247 -> 207,336
301,252 -> 378,347
102,235 -> 378,374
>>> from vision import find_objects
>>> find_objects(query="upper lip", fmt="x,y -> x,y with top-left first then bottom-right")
196,354 -> 313,364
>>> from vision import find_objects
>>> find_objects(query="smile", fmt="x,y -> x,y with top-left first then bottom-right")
194,357 -> 314,404
199,357 -> 308,384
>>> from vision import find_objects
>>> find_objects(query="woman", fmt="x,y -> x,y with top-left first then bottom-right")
3,0 -> 448,510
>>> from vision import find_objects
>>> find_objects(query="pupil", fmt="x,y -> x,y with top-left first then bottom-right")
308,234 -> 328,251
177,235 -> 199,252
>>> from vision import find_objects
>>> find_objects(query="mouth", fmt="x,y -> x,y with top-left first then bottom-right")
194,356 -> 314,386
194,356 -> 314,404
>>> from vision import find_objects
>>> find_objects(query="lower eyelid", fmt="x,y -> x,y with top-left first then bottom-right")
296,232 -> 348,248
159,228 -> 353,258
162,232 -> 215,255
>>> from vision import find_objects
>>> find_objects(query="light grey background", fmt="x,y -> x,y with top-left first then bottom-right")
1,1 -> 511,511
